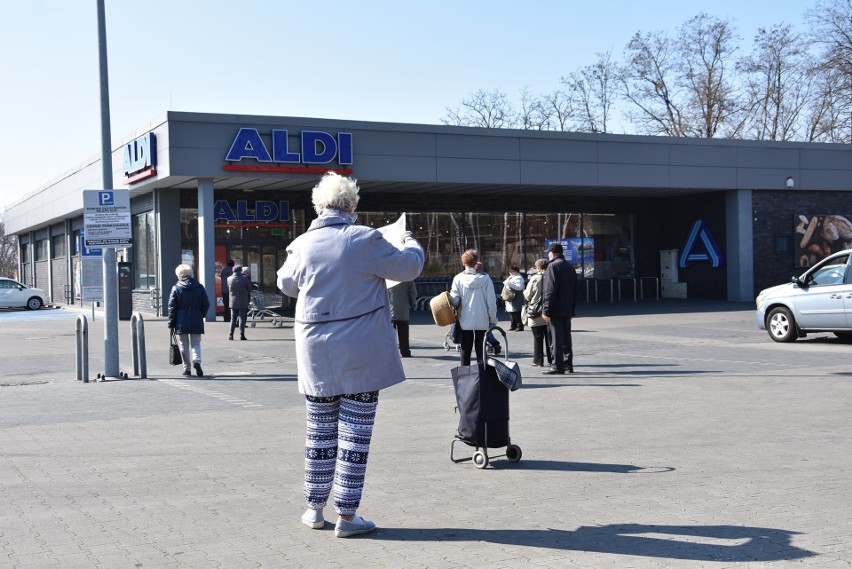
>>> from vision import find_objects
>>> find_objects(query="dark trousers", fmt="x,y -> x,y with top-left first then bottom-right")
222,295 -> 231,322
229,308 -> 248,338
548,316 -> 573,372
509,311 -> 523,330
459,328 -> 486,366
531,324 -> 552,366
392,320 -> 411,356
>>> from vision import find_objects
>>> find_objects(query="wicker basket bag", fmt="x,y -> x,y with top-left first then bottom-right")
429,291 -> 457,326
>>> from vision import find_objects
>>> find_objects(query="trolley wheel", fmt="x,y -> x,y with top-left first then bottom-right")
473,450 -> 489,469
250,322 -> 256,328
444,342 -> 451,351
506,444 -> 523,463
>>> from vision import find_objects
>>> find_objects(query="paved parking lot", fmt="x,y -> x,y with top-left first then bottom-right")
1,300 -> 850,568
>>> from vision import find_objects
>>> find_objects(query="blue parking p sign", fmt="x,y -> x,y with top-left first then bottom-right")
98,191 -> 114,206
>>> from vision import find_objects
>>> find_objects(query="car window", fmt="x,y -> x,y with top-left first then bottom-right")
0,280 -> 16,289
809,260 -> 848,286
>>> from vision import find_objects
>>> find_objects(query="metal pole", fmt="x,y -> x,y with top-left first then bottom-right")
97,0 -> 119,379
130,312 -> 147,379
76,314 -> 89,383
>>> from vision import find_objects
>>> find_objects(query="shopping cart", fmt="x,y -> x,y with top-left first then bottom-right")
247,291 -> 286,327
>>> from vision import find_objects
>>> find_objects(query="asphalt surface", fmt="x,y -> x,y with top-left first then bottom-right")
0,299 -> 850,568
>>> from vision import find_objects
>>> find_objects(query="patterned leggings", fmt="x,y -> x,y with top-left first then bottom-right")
304,391 -> 379,515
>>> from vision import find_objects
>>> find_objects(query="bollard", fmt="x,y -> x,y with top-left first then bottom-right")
75,314 -> 89,383
130,312 -> 147,379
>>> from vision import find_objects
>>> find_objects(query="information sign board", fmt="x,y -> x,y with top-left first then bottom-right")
83,189 -> 132,247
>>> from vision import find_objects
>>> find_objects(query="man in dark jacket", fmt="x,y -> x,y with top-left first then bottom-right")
541,242 -> 578,374
388,280 -> 417,357
227,265 -> 253,340
220,259 -> 235,322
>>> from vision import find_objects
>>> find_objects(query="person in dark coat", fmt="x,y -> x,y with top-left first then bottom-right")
167,264 -> 210,377
227,265 -> 252,340
541,242 -> 578,374
220,259 -> 235,322
388,280 -> 417,357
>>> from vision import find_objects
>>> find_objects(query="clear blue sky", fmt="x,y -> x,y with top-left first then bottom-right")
0,0 -> 815,210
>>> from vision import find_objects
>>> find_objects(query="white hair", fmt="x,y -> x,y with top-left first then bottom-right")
175,264 -> 193,279
312,171 -> 360,214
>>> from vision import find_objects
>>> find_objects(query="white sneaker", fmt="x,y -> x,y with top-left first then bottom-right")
335,514 -> 376,538
301,508 -> 324,529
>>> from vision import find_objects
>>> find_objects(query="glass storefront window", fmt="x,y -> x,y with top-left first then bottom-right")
51,235 -> 66,258
133,212 -> 157,289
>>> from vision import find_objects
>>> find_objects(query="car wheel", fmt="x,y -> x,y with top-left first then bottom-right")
767,307 -> 797,342
25,296 -> 44,310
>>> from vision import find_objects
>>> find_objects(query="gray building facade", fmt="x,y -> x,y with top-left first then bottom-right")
6,111 -> 852,316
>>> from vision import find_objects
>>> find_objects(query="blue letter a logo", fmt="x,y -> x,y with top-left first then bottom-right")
679,220 -> 724,268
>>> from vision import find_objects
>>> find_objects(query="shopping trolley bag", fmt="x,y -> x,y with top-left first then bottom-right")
451,360 -> 509,449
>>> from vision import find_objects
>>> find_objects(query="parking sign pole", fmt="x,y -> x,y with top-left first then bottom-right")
97,0 -> 119,379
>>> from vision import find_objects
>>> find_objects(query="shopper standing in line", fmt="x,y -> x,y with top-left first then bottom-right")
541,242 -> 578,374
388,280 -> 418,357
277,171 -> 424,538
227,265 -> 252,340
220,259 -> 235,322
167,264 -> 210,377
523,258 -> 552,367
449,249 -> 498,366
503,264 -> 526,331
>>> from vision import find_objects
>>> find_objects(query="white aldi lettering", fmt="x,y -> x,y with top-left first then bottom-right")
225,128 -> 353,165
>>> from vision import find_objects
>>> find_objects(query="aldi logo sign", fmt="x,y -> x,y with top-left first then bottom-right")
123,132 -> 157,184
224,128 -> 353,175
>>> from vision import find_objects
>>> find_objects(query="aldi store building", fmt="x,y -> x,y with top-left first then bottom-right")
6,111 -> 852,317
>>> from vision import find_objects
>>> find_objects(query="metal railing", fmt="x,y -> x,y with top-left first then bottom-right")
130,312 -> 147,379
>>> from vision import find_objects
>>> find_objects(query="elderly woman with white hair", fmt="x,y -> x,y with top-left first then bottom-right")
278,171 -> 424,538
167,264 -> 210,377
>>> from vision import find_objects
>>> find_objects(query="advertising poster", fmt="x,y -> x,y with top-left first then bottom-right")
545,238 -> 593,277
795,214 -> 852,268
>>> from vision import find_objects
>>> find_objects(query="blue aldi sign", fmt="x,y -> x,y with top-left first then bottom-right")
224,128 -> 353,174
679,220 -> 724,268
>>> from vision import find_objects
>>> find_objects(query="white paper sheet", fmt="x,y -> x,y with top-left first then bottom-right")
378,213 -> 406,288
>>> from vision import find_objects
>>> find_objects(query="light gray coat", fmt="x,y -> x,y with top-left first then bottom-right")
277,210 -> 425,397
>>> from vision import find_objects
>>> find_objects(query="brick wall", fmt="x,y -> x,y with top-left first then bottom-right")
752,190 -> 852,294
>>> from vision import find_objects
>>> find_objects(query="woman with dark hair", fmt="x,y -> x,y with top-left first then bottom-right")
504,264 -> 526,331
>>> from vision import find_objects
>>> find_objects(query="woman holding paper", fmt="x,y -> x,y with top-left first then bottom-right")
277,171 -> 424,538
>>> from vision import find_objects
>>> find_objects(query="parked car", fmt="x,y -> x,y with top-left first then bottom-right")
0,278 -> 50,310
756,249 -> 852,342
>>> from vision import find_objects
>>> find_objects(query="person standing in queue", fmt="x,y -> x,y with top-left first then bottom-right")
227,265 -> 252,341
523,258 -> 552,367
503,264 -> 526,331
220,259 -> 234,322
388,280 -> 418,357
167,264 -> 210,377
277,171 -> 424,538
449,249 -> 498,366
541,242 -> 578,374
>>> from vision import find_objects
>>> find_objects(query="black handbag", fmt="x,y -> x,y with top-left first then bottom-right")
169,330 -> 183,366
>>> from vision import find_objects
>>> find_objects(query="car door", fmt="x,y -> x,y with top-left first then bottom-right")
794,254 -> 850,330
0,279 -> 25,307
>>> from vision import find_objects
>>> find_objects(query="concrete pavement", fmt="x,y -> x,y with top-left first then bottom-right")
0,300 -> 850,568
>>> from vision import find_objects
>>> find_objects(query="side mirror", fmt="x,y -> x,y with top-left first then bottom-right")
791,276 -> 804,287
17,285 -> 24,291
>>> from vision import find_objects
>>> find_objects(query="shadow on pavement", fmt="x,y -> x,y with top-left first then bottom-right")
490,460 -> 675,473
373,524 -> 815,562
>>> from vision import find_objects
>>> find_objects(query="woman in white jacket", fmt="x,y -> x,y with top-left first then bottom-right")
449,249 -> 498,365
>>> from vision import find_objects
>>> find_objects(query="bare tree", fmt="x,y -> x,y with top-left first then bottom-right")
806,0 -> 852,142
0,214 -> 19,279
561,51 -> 617,133
542,89 -> 574,131
619,29 -> 689,136
442,89 -> 517,128
518,87 -> 552,130
738,24 -> 814,141
676,13 -> 741,138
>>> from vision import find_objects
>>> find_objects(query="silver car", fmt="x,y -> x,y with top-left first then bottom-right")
0,278 -> 50,310
756,249 -> 852,342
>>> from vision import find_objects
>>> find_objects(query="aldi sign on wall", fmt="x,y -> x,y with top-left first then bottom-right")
224,128 -> 353,174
